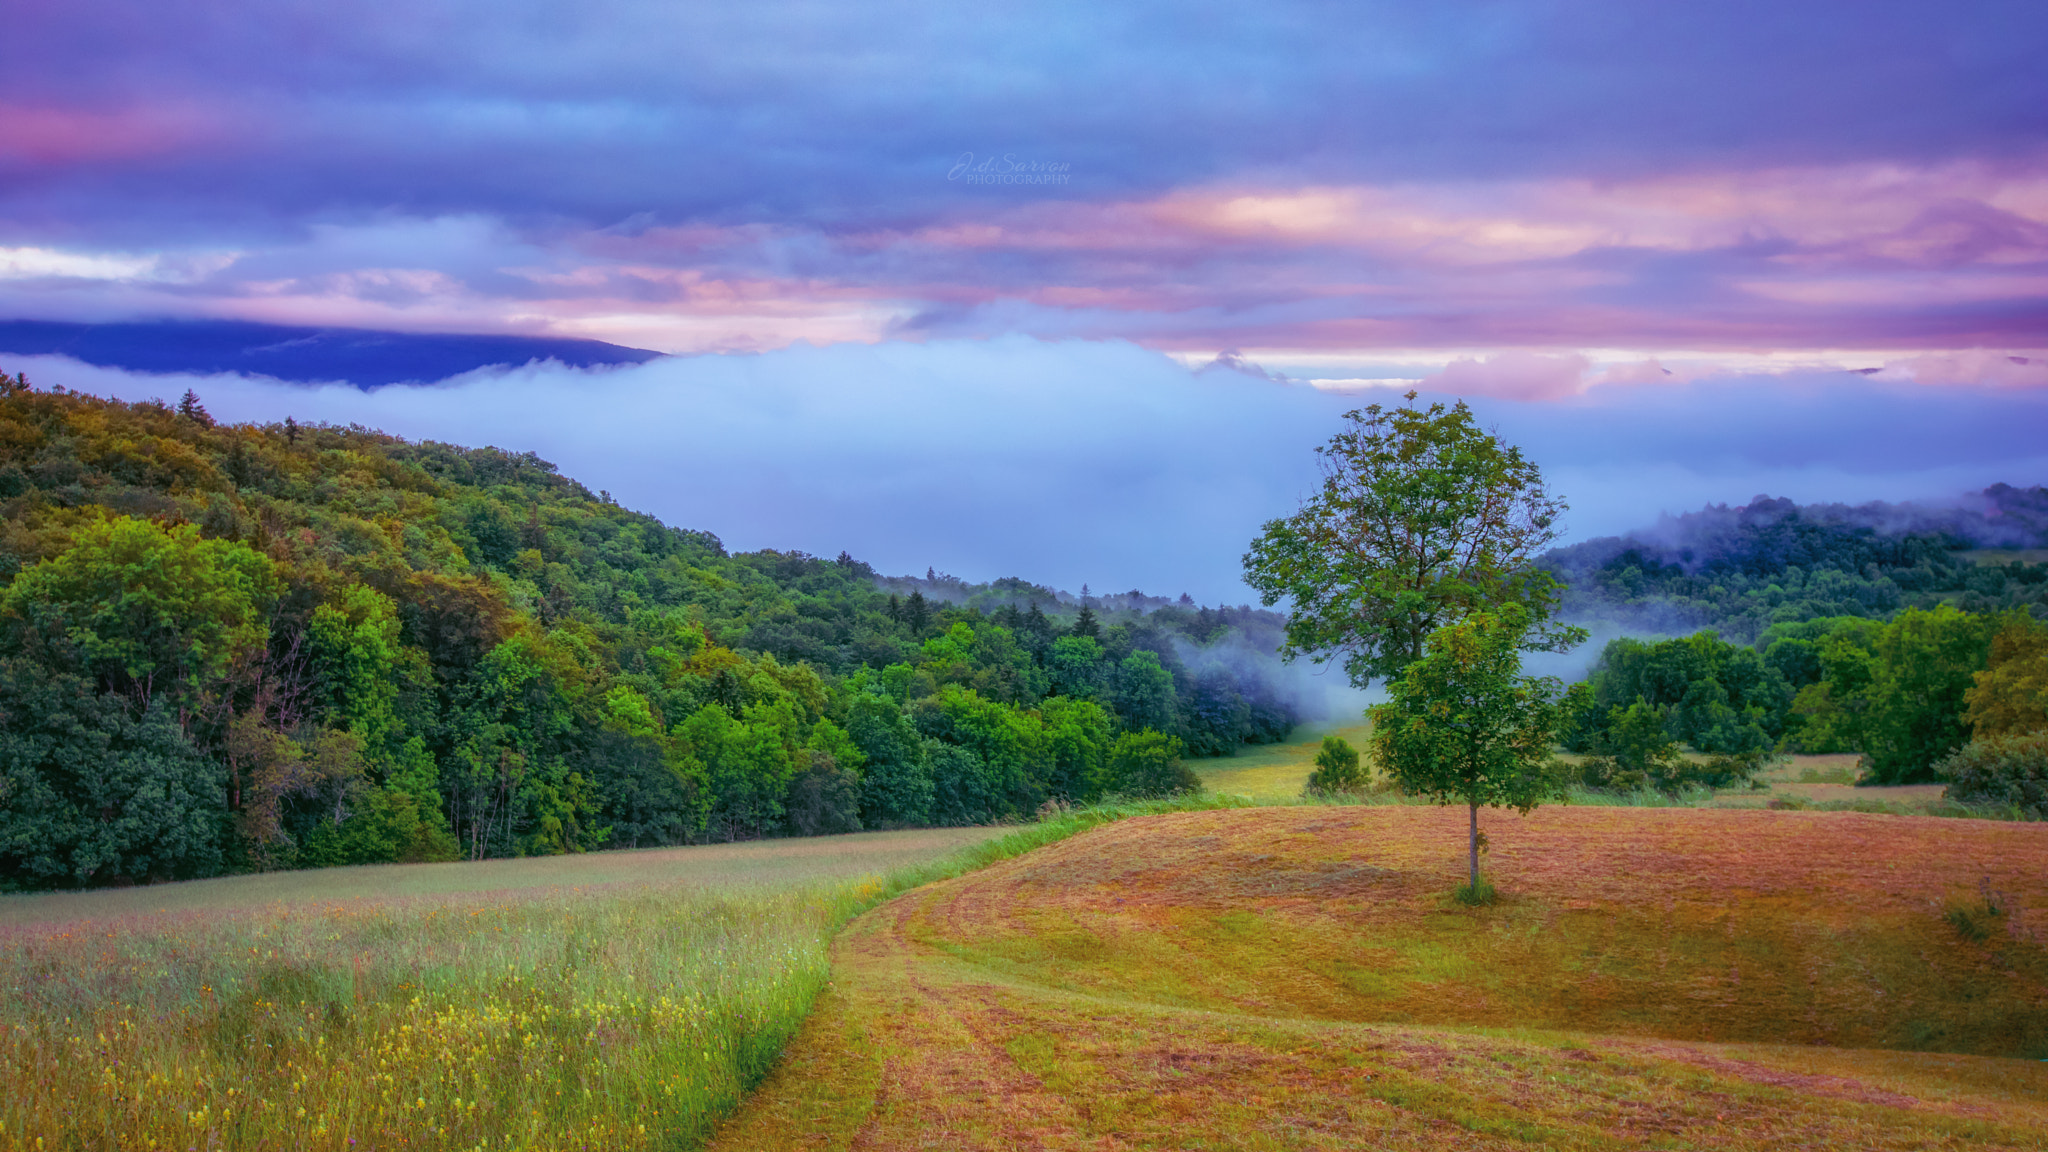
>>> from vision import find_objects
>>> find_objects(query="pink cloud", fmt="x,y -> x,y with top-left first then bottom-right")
7,154 -> 2048,374
1877,350 -> 2048,388
1414,351 -> 1592,401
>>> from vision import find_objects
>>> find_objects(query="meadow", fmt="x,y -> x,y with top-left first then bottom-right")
711,805 -> 2048,1150
7,760 -> 2042,1152
1,819 -> 1215,1152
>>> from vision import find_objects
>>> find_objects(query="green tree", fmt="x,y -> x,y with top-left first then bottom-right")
1070,601 -> 1100,641
1109,649 -> 1178,733
1579,698 -> 1686,791
1784,618 -> 1884,752
1938,731 -> 2048,818
1105,730 -> 1201,798
1,515 -> 276,715
1039,695 -> 1114,801
675,703 -> 794,841
1243,393 -> 1578,689
848,694 -> 933,826
912,685 -> 1046,818
903,589 -> 931,638
1305,734 -> 1368,794
1368,606 -> 1565,891
1965,614 -> 2048,739
0,662 -> 225,886
1862,605 -> 2001,784
1047,635 -> 1106,699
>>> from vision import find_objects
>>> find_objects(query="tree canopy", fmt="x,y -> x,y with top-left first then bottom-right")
0,384 -> 1305,888
1243,393 -> 1576,689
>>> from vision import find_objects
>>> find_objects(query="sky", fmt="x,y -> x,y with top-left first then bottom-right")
3,0 -> 2046,598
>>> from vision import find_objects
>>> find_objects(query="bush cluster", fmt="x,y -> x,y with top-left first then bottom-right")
1939,733 -> 2048,818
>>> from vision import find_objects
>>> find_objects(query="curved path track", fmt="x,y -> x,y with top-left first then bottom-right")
711,806 -> 2048,1150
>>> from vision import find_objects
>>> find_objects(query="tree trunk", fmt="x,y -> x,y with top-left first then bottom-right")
1468,802 -> 1479,889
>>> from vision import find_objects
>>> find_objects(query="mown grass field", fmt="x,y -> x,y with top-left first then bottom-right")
711,806 -> 2048,1150
0,826 -> 1017,1151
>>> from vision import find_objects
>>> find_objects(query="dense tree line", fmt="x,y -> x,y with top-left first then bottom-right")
0,381 -> 1286,888
1543,491 -> 2048,644
1563,606 -> 2048,788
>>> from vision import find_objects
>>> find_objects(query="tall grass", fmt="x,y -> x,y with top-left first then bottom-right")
0,797 -> 1236,1152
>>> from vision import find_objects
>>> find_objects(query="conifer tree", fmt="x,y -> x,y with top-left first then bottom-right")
178,389 -> 215,427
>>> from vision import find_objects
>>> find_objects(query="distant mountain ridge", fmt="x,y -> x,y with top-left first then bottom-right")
0,318 -> 664,387
1541,484 -> 2048,643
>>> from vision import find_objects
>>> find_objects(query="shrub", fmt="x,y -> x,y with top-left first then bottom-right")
1576,698 -> 1685,791
1105,730 -> 1202,798
1938,731 -> 2048,819
1691,749 -> 1772,790
1305,735 -> 1369,795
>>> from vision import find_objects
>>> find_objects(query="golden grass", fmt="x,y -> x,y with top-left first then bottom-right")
0,826 -> 1013,1152
710,806 -> 2048,1150
1195,724 -> 1374,800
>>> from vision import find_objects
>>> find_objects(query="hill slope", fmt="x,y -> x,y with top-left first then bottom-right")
1542,487 -> 2048,643
0,381 -> 1299,889
710,806 -> 2048,1150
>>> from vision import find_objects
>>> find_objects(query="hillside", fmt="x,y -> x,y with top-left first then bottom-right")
1542,487 -> 2048,643
0,378 -> 1300,889
712,806 -> 2048,1150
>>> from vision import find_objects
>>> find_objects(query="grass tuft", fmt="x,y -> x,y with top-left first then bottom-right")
1451,876 -> 1499,906
1944,877 -> 2014,943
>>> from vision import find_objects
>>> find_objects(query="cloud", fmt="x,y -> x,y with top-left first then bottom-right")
1417,352 -> 1590,401
1878,349 -> 2048,388
11,340 -> 2046,606
3,2 -> 2047,364
5,156 -> 2048,360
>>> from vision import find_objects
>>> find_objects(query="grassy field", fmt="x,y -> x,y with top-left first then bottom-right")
1194,724 -> 1375,800
710,805 -> 2048,1150
0,826 -> 1018,1152
1196,727 -> 1969,815
0,827 -> 1011,927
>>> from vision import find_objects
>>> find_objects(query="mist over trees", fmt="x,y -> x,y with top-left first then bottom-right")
0,383 -> 1300,889
1542,488 -> 2048,644
1547,484 -> 2048,790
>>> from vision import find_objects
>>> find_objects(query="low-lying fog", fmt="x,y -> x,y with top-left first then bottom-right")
12,337 -> 2045,613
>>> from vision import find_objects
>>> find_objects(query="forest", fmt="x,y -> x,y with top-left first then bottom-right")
1542,489 -> 2048,643
0,378 -> 1293,889
1545,488 -> 2048,798
6,376 -> 2045,891
1561,607 -> 2048,791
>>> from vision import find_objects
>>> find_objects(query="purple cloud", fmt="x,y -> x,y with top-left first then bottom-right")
3,1 -> 2046,376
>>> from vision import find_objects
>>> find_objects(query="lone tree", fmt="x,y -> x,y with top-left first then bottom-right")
1243,393 -> 1578,689
1247,394 -> 1583,894
1369,605 -> 1566,894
